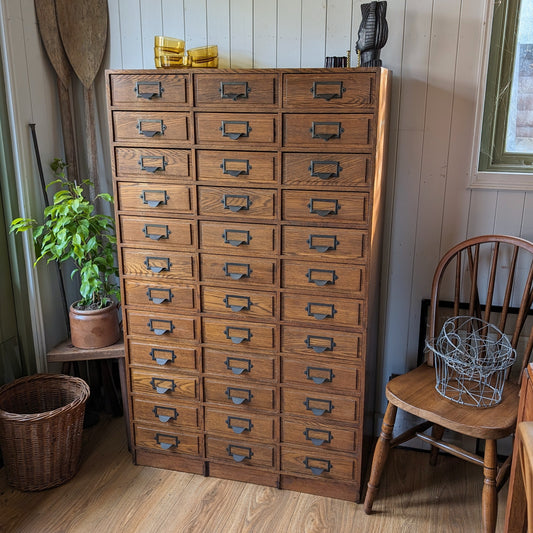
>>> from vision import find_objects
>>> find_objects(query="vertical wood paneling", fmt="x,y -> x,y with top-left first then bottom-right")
140,0 -> 163,69
229,0 -> 252,68
184,0 -> 207,49
253,0 -> 277,67
207,0 -> 229,68
107,0 -> 123,68
276,0 -> 301,67
300,0 -> 326,67
162,0 -> 185,39
118,0 -> 143,68
325,0 -> 353,58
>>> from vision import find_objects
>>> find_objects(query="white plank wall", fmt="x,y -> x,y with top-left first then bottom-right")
2,0 -> 533,420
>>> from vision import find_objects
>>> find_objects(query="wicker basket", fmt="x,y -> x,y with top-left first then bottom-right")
0,373 -> 90,491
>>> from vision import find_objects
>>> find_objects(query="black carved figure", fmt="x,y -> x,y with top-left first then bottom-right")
356,1 -> 388,67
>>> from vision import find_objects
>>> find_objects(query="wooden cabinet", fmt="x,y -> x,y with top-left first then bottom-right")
106,67 -> 391,502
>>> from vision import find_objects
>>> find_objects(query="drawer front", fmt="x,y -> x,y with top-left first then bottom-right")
204,378 -> 276,411
281,419 -> 357,452
282,153 -> 371,188
202,317 -> 276,351
194,74 -> 278,106
110,74 -> 188,106
196,113 -> 277,145
130,368 -> 198,399
128,339 -> 198,371
281,293 -> 362,328
198,186 -> 276,219
281,388 -> 360,424
114,147 -> 191,180
283,73 -> 374,108
122,249 -> 195,280
113,111 -> 190,143
283,114 -> 372,149
199,221 -> 276,256
282,190 -> 368,226
281,259 -> 364,297
280,325 -> 363,360
200,254 -> 275,287
201,286 -> 275,319
204,407 -> 276,441
196,150 -> 277,185
135,425 -> 201,456
132,397 -> 199,429
281,357 -> 360,394
203,348 -> 275,382
125,309 -> 197,341
206,436 -> 275,468
120,216 -> 195,249
123,279 -> 195,312
281,446 -> 358,482
117,182 -> 193,214
281,226 -> 365,261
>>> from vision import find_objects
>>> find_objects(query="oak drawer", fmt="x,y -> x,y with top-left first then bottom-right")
135,425 -> 201,456
110,73 -> 188,107
200,254 -> 275,287
122,249 -> 195,280
112,111 -> 190,143
204,378 -> 276,411
132,397 -> 199,429
196,113 -> 277,145
114,147 -> 191,180
201,286 -> 275,319
125,309 -> 197,341
282,153 -> 371,188
283,114 -> 372,149
128,339 -> 198,371
123,279 -> 195,312
130,368 -> 198,399
206,436 -> 275,468
120,216 -> 195,250
282,190 -> 368,226
198,186 -> 276,219
196,150 -> 277,185
281,418 -> 357,452
204,407 -> 276,441
194,73 -> 278,106
203,348 -> 275,382
202,317 -> 276,351
117,182 -> 193,214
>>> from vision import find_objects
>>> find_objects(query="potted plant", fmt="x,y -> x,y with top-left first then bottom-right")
10,159 -> 120,349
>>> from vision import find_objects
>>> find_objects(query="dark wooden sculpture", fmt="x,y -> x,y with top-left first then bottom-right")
356,1 -> 388,67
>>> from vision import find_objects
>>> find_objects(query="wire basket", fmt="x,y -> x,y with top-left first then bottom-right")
426,316 -> 516,408
0,374 -> 90,491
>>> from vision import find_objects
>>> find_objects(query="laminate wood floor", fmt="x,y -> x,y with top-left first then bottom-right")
0,415 -> 507,532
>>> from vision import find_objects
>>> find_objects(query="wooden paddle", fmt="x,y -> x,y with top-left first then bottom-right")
55,0 -> 108,197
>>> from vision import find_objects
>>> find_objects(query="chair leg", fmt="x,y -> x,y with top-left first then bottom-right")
482,439 -> 498,533
364,403 -> 398,514
429,424 -> 444,466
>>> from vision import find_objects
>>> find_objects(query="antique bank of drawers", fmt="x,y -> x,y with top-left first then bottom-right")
106,67 -> 391,501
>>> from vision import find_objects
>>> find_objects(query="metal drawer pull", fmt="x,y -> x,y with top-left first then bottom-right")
223,229 -> 251,247
222,194 -> 252,212
305,335 -> 336,353
138,155 -> 166,172
303,428 -> 333,446
147,318 -> 175,336
224,326 -> 252,344
303,457 -> 332,475
304,397 -> 334,416
140,189 -> 169,207
144,256 -> 172,273
219,81 -> 251,101
147,287 -> 173,304
308,160 -> 342,180
137,118 -> 166,137
223,262 -> 252,280
305,366 -> 335,384
226,416 -> 253,434
310,121 -> 344,141
311,80 -> 345,101
143,224 -> 170,241
150,348 -> 176,365
306,302 -> 337,320
154,433 -> 179,450
225,356 -> 253,375
150,377 -> 176,394
221,158 -> 251,176
224,294 -> 252,312
220,120 -> 251,140
227,444 -> 253,462
153,405 -> 178,423
308,198 -> 339,217
307,234 -> 339,253
225,387 -> 253,405
306,268 -> 338,286
134,80 -> 163,99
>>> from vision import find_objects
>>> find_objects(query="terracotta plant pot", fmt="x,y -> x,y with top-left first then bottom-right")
69,302 -> 120,349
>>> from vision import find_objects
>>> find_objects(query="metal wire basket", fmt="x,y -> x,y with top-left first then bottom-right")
425,316 -> 516,408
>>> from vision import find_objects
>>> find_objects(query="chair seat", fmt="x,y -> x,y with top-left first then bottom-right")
386,363 -> 520,440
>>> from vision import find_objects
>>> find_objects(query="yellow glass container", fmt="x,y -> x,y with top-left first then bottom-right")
155,55 -> 185,68
154,35 -> 185,52
186,45 -> 218,68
